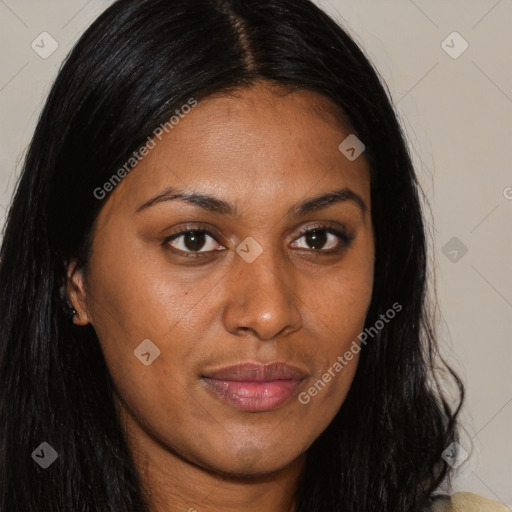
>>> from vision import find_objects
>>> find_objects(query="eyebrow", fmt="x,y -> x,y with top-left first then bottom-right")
135,185 -> 367,217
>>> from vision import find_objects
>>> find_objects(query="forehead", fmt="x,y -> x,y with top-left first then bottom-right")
100,82 -> 371,219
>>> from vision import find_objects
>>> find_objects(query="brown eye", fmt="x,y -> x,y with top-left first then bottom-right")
291,226 -> 352,253
163,229 -> 224,255
304,229 -> 329,250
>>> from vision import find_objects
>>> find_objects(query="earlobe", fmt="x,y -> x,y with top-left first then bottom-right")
65,259 -> 91,326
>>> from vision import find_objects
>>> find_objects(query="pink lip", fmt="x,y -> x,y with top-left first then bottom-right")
201,362 -> 307,412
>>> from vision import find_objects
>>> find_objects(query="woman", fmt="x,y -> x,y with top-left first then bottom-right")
0,0 -> 507,511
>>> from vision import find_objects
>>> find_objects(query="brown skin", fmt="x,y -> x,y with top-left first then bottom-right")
66,82 -> 374,512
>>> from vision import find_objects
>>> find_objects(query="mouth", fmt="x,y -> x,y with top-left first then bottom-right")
200,362 -> 308,412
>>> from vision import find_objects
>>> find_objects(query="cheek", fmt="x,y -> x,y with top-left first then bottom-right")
300,256 -> 373,411
85,237 -> 186,350
83,241 -> 208,412
296,314 -> 363,429
313,259 -> 374,346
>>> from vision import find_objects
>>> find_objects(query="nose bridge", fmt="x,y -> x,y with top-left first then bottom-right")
222,240 -> 302,340
240,242 -> 284,293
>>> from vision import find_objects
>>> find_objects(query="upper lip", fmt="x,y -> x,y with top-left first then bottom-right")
202,362 -> 307,381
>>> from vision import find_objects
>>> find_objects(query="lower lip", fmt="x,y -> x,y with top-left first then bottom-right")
201,378 -> 303,412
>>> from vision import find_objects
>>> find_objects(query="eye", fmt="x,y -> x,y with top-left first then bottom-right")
163,228 -> 224,257
162,224 -> 353,259
291,225 -> 352,254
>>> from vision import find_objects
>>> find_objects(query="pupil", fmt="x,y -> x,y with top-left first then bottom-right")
306,229 -> 326,250
184,231 -> 206,251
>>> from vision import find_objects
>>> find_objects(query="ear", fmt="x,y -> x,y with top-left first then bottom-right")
65,259 -> 92,326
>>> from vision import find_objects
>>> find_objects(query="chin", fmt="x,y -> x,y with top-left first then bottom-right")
193,442 -> 305,478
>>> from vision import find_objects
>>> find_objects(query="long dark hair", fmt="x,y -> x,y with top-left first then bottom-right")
0,0 -> 464,510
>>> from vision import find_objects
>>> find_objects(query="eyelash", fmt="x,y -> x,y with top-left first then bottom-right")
162,224 -> 353,259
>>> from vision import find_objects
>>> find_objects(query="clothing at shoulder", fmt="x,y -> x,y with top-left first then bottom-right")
428,491 -> 510,512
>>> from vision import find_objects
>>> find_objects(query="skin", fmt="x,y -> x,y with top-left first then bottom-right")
66,81 -> 375,512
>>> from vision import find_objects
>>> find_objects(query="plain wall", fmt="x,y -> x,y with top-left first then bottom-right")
0,0 -> 510,506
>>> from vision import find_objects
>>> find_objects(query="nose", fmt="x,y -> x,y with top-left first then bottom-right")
222,247 -> 303,341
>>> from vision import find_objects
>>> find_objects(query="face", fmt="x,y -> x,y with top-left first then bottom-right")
67,82 -> 374,477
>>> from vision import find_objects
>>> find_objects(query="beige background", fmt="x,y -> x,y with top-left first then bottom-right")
0,0 -> 510,506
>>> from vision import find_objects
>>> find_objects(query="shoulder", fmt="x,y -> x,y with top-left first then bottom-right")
428,491 -> 510,512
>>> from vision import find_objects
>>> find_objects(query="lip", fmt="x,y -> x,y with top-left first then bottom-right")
200,362 -> 307,412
